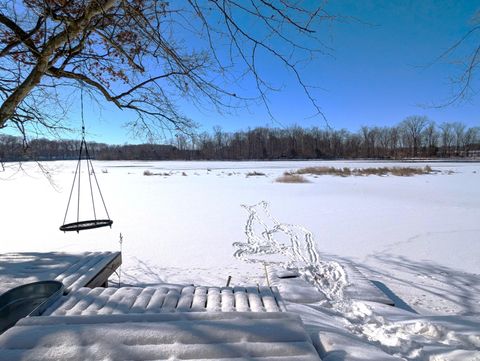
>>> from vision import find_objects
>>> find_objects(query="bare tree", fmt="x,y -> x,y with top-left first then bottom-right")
452,121 -> 466,156
360,126 -> 380,158
463,126 -> 479,156
0,0 -> 332,141
400,115 -> 429,157
387,126 -> 400,158
439,122 -> 455,156
422,121 -> 438,157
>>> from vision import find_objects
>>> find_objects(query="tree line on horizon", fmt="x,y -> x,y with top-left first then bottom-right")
0,116 -> 479,162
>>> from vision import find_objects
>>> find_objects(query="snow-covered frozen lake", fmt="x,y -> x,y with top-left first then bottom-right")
1,160 -> 479,316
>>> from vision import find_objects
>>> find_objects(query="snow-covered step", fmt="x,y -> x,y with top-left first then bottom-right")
266,266 -> 326,304
43,285 -> 285,315
0,252 -> 121,294
313,331 -> 404,361
266,262 -> 394,306
0,312 -> 321,361
340,262 -> 394,306
286,303 -> 405,361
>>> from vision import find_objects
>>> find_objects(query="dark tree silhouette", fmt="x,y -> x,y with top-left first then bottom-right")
2,118 -> 479,162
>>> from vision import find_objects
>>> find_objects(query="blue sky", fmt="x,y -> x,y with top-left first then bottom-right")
5,1 -> 480,144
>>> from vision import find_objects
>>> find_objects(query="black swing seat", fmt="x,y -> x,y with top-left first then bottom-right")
60,219 -> 113,232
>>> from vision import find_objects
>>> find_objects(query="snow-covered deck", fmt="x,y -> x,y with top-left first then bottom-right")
0,312 -> 321,361
1,265 -> 477,360
0,252 -> 121,295
43,285 -> 285,315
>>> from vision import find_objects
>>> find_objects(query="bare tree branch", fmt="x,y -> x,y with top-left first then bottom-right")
0,0 -> 335,141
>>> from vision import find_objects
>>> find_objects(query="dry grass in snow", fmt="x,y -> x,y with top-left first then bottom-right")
275,174 -> 310,183
294,165 -> 433,177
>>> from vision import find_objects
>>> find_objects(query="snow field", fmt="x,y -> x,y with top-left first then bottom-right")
1,160 -> 479,360
1,160 -> 478,313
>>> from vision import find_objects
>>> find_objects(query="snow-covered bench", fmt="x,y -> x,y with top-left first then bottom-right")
0,312 -> 321,361
0,252 -> 121,295
43,285 -> 286,315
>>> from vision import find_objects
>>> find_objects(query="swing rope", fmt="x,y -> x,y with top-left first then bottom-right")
60,85 -> 113,232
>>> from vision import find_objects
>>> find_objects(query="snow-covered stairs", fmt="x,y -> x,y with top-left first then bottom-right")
0,312 -> 321,361
43,285 -> 285,316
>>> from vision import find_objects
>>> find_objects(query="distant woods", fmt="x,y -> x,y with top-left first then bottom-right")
1,116 -> 479,162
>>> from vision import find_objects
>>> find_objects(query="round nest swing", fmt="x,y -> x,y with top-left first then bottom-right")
59,135 -> 113,233
59,89 -> 113,233
60,219 -> 113,232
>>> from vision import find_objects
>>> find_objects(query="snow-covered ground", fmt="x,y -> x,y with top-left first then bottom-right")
1,160 -> 479,359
